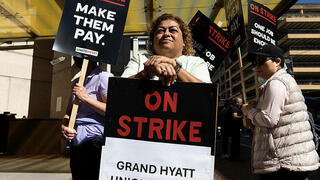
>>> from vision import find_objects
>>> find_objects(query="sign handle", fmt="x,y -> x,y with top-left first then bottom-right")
237,47 -> 247,104
68,59 -> 89,129
238,48 -> 252,128
213,84 -> 219,158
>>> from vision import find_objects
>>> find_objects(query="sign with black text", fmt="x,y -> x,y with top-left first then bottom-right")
247,0 -> 277,54
189,11 -> 230,77
53,0 -> 130,64
99,78 -> 218,180
224,0 -> 246,48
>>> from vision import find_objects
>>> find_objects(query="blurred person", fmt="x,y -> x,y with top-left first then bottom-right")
221,98 -> 243,160
242,44 -> 319,179
220,99 -> 232,159
121,13 -> 211,84
61,57 -> 113,180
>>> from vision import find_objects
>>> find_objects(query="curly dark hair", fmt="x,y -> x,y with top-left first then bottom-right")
147,13 -> 195,56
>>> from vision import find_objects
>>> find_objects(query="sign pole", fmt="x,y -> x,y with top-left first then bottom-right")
68,59 -> 89,129
238,48 -> 250,128
213,85 -> 219,158
237,47 -> 247,104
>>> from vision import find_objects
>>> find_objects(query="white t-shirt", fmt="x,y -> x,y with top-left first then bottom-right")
121,54 -> 212,83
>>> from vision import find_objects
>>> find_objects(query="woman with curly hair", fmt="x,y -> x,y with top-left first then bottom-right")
121,13 -> 211,85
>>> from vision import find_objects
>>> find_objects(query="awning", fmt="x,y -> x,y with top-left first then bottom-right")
0,0 -> 297,42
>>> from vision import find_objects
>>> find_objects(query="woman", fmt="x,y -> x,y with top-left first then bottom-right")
61,57 -> 113,180
121,13 -> 211,84
242,44 -> 319,179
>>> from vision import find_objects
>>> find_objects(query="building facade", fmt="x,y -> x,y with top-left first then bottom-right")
278,3 -> 320,96
216,3 -> 320,104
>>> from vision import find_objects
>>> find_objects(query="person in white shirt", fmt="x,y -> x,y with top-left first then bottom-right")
242,44 -> 319,179
121,13 -> 211,84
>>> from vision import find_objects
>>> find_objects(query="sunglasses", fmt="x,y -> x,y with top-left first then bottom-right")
252,56 -> 275,66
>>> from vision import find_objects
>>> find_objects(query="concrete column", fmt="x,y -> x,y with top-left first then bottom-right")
28,39 -> 54,119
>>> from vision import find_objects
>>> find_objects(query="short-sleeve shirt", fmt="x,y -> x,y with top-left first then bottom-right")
71,67 -> 113,145
121,54 -> 212,83
225,105 -> 242,123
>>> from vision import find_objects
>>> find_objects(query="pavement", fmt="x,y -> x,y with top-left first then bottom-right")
0,173 -> 71,180
0,154 -> 71,180
0,133 -> 319,180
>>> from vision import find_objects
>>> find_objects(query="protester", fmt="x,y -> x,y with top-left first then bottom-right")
242,44 -> 319,179
61,57 -> 113,180
221,98 -> 243,160
121,13 -> 211,84
220,99 -> 232,159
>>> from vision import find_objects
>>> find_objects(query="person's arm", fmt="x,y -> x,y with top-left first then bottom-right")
122,55 -> 177,85
231,105 -> 242,120
148,55 -> 207,83
122,55 -> 152,79
72,83 -> 107,116
73,70 -> 113,117
246,80 -> 287,128
179,57 -> 211,83
129,69 -> 152,79
175,68 -> 204,83
242,101 -> 256,129
144,55 -> 210,84
232,112 -> 242,120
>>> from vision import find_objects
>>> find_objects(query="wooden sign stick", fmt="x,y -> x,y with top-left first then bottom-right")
68,59 -> 89,129
238,47 -> 252,128
237,47 -> 247,104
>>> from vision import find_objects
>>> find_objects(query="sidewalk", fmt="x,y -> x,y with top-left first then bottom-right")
0,153 -> 244,180
0,153 -> 231,180
0,173 -> 71,180
0,150 -> 319,180
0,154 -> 71,180
0,154 -> 70,173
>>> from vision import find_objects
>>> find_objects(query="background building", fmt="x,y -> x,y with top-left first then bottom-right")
278,3 -> 320,119
278,3 -> 320,96
215,3 -> 320,100
213,2 -> 320,124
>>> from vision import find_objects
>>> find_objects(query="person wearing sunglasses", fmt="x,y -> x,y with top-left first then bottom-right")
242,44 -> 319,179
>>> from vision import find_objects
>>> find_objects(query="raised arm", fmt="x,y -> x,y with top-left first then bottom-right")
72,83 -> 107,116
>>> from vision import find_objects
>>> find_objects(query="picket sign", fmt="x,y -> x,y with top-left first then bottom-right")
99,78 -> 218,180
53,0 -> 130,128
68,59 -> 88,129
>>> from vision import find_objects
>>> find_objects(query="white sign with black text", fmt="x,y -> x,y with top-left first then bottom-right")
99,137 -> 214,180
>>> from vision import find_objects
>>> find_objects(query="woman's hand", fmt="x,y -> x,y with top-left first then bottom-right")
242,101 -> 256,130
144,56 -> 177,86
144,55 -> 176,67
242,101 -> 255,116
242,104 -> 249,116
243,116 -> 255,130
73,83 -> 89,102
156,63 -> 177,86
61,124 -> 77,141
